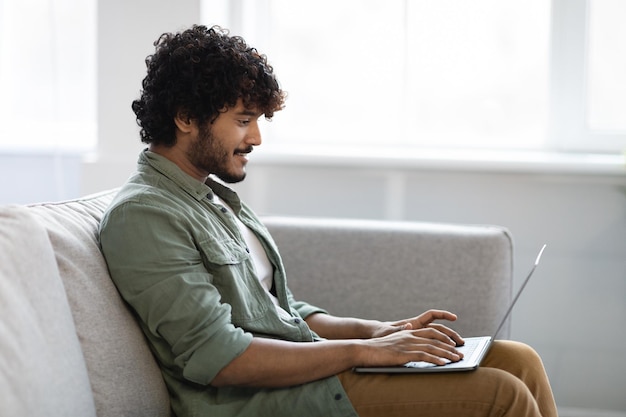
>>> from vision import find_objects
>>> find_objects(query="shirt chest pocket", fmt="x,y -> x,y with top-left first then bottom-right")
198,236 -> 250,268
197,236 -> 269,321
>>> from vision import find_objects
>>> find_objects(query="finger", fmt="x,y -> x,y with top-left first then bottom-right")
427,323 -> 465,346
415,309 -> 458,327
411,327 -> 459,348
408,342 -> 463,365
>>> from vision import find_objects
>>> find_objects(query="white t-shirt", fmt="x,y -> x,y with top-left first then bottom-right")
213,195 -> 291,319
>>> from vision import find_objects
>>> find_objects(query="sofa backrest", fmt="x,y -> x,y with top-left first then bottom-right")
14,190 -> 170,417
263,216 -> 514,338
0,207 -> 97,417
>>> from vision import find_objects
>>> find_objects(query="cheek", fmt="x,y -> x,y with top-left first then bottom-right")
212,127 -> 242,150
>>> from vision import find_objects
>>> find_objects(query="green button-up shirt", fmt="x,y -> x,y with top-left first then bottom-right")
99,150 -> 358,417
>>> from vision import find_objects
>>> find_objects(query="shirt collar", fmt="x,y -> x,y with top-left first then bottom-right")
138,149 -> 214,201
137,150 -> 243,210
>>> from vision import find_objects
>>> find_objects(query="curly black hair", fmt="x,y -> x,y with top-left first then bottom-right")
132,25 -> 286,146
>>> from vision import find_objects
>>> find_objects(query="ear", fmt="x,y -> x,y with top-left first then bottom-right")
174,111 -> 196,134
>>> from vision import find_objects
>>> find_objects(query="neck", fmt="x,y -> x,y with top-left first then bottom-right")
148,144 -> 208,182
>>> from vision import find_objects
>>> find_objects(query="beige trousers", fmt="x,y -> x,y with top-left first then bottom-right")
338,340 -> 558,417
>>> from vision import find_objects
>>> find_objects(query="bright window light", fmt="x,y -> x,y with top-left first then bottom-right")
204,0 -> 625,154
587,0 -> 626,132
404,0 -> 550,150
0,0 -> 97,152
210,0 -> 550,152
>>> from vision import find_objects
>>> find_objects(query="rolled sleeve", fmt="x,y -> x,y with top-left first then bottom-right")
183,324 -> 252,384
290,300 -> 328,320
285,287 -> 328,320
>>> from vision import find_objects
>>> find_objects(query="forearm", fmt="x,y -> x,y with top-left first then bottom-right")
305,312 -> 384,340
211,337 -> 362,388
211,314 -> 394,388
211,319 -> 464,388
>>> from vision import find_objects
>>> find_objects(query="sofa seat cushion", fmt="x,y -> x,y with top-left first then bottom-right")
0,207 -> 97,417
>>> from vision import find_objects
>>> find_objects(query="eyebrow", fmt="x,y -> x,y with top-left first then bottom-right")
235,109 -> 262,117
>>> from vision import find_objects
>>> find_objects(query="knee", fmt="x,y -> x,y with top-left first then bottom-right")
486,340 -> 548,380
491,340 -> 542,362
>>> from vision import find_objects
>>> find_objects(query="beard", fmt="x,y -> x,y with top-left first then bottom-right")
187,123 -> 250,184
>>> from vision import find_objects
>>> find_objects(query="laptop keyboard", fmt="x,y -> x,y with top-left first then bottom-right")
457,338 -> 481,360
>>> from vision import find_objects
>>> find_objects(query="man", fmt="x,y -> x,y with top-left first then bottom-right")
99,25 -> 557,417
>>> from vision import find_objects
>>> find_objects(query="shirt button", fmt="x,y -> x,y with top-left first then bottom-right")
334,393 -> 343,401
220,207 -> 228,213
293,318 -> 301,324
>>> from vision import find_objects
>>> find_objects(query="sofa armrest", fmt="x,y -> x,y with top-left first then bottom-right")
263,217 -> 513,339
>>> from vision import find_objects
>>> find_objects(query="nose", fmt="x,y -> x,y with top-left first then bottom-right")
246,120 -> 262,146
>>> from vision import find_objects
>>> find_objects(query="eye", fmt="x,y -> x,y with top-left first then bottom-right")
238,119 -> 251,126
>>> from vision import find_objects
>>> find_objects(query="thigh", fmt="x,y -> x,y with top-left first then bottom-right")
338,365 -> 541,417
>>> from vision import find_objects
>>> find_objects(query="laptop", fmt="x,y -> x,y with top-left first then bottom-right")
354,244 -> 547,374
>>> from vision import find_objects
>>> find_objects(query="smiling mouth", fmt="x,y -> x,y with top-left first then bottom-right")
234,146 -> 254,157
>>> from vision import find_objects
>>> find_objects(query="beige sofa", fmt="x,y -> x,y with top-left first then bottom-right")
0,189 -> 513,416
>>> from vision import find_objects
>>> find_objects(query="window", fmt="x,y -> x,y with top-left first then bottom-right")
202,0 -> 626,154
587,0 -> 626,132
0,0 -> 97,152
